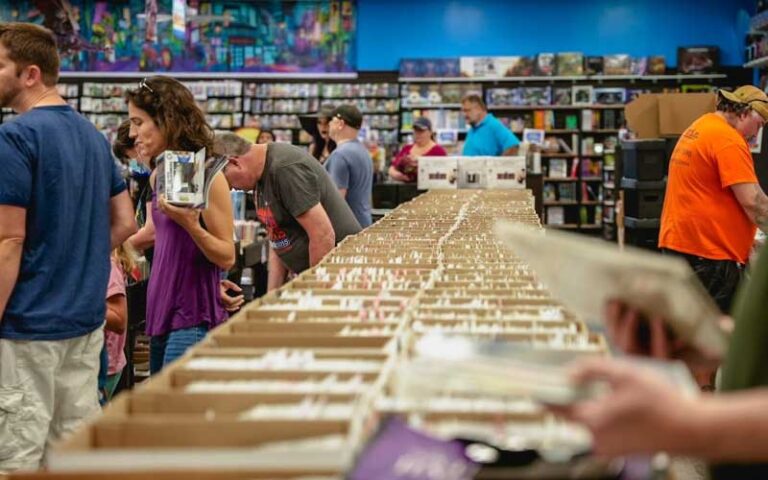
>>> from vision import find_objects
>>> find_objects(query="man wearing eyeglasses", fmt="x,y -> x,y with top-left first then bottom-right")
216,133 -> 361,291
659,85 -> 768,313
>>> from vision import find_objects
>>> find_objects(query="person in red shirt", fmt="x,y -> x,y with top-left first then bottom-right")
389,117 -> 447,183
659,85 -> 768,313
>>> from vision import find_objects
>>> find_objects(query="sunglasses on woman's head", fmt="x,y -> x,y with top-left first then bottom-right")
138,78 -> 154,93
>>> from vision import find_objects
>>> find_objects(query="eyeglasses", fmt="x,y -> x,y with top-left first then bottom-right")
138,78 -> 154,93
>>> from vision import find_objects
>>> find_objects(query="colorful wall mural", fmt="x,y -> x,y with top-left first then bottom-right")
0,0 -> 356,73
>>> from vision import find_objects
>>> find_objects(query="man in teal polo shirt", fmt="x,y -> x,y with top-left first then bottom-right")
461,94 -> 520,156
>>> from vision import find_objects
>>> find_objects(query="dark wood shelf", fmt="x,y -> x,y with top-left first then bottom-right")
322,96 -> 398,100
545,223 -> 579,229
543,177 -> 578,182
400,74 -> 726,83
402,103 -> 461,109
247,95 -> 321,99
513,129 -> 580,135
541,153 -> 577,158
581,176 -> 602,182
488,104 -> 626,111
544,200 -> 579,206
546,129 -> 580,134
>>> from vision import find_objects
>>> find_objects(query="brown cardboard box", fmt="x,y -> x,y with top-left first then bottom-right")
190,347 -> 389,362
209,333 -> 395,350
128,391 -> 358,415
12,472 -> 339,479
170,369 -> 380,389
49,419 -> 351,474
230,320 -> 400,335
625,92 -> 716,138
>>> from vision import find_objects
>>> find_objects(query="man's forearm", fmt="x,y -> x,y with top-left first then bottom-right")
0,237 -> 24,321
110,191 -> 139,249
308,231 -> 335,267
502,146 -> 519,156
267,246 -> 287,291
750,185 -> 768,233
690,389 -> 768,462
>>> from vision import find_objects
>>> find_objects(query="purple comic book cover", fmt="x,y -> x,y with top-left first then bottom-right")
347,416 -> 479,480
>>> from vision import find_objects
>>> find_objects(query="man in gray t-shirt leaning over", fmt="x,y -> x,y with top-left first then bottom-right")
217,133 -> 361,291
325,104 -> 374,227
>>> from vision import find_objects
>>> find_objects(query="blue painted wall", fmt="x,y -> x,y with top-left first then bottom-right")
357,0 -> 754,71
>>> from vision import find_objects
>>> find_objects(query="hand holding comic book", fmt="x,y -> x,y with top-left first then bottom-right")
602,300 -> 729,388
156,147 -> 228,209
157,195 -> 201,231
493,221 -> 730,358
552,357 -> 703,458
397,334 -> 697,410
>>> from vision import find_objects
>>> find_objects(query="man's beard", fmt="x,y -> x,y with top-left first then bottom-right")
0,82 -> 22,109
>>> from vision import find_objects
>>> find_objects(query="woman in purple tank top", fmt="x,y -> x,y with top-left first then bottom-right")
124,76 -> 235,374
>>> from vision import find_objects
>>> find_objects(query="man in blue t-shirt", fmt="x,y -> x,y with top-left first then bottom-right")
325,104 -> 374,227
0,23 -> 136,471
461,94 -> 520,156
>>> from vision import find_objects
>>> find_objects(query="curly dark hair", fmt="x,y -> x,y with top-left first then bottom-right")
125,76 -> 214,154
716,92 -> 752,117
112,120 -> 134,163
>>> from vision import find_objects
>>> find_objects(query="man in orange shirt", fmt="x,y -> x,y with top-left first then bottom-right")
659,85 -> 768,313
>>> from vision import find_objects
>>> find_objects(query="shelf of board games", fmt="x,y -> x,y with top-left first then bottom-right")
470,70 -> 740,234
488,105 -> 626,111
750,10 -> 768,31
399,73 -> 727,83
600,147 -> 620,241
743,56 -> 768,69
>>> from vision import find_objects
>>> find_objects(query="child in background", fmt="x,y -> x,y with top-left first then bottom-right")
103,244 -> 136,400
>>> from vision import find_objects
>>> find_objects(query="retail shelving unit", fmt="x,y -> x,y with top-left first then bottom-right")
243,82 -> 319,144
0,71 -> 743,235
397,72 -> 733,233
398,81 -> 481,151
744,10 -> 768,69
320,81 -> 400,148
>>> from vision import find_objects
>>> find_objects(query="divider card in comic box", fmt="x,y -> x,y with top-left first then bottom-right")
457,157 -> 489,189
486,156 -> 527,189
417,157 -> 459,190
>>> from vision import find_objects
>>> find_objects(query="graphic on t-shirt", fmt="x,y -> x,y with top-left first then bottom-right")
257,204 -> 292,252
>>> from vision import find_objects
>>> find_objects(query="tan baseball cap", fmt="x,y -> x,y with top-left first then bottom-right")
719,85 -> 768,121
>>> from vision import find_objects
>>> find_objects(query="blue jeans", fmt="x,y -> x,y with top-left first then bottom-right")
149,325 -> 208,375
